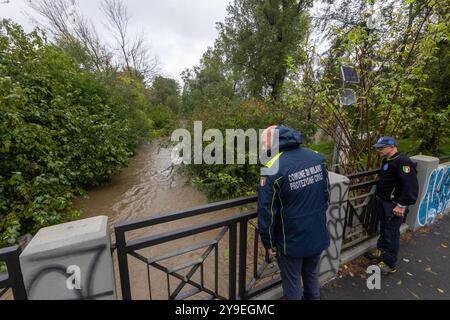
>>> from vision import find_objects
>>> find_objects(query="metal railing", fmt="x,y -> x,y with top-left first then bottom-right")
114,195 -> 283,300
113,168 -> 385,300
439,155 -> 450,163
0,245 -> 27,300
342,169 -> 380,250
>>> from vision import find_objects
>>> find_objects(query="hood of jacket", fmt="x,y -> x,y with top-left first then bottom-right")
272,126 -> 304,151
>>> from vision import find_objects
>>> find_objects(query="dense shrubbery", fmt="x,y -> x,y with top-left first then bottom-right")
185,99 -> 322,201
0,21 -> 177,247
184,98 -> 283,201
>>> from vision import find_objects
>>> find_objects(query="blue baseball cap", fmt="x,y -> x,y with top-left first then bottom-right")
373,136 -> 397,148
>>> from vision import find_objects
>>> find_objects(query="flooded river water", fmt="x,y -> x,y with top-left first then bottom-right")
73,139 -> 252,299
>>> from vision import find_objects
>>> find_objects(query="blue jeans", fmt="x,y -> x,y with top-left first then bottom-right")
277,253 -> 321,300
376,197 -> 405,268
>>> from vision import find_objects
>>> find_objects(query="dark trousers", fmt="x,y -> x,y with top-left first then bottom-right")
277,253 -> 321,300
376,197 -> 406,268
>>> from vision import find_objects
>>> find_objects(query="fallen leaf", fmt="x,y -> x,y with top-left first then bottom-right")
403,258 -> 410,263
406,272 -> 414,276
417,260 -> 422,263
397,280 -> 402,285
406,288 -> 420,299
437,288 -> 444,294
425,267 -> 438,275
349,272 -> 355,277
441,243 -> 448,249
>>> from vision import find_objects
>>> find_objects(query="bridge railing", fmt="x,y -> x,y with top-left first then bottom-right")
114,195 -> 279,300
342,169 -> 380,250
0,245 -> 27,300
113,169 -> 383,300
439,155 -> 450,163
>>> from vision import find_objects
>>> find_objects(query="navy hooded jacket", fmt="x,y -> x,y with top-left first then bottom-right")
257,126 -> 331,258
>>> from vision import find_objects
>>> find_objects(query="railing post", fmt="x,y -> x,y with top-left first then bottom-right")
238,219 -> 248,300
407,155 -> 440,231
0,245 -> 27,300
228,223 -> 237,300
367,194 -> 379,235
8,246 -> 27,300
115,227 -> 132,300
19,216 -> 116,300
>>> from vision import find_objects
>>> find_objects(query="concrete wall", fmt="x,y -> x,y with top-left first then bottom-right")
407,157 -> 450,231
319,172 -> 350,284
19,216 -> 116,300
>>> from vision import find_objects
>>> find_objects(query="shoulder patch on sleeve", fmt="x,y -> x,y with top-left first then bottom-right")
402,166 -> 411,174
260,176 -> 267,187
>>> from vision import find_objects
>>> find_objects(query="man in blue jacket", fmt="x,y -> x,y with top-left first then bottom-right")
258,126 -> 331,300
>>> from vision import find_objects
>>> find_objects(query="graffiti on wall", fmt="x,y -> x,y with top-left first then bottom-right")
417,165 -> 450,226
319,180 -> 348,283
24,244 -> 115,300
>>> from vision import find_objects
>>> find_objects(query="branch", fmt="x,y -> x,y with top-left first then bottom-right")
380,5 -> 433,135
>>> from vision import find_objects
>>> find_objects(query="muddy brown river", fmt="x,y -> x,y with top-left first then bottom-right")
73,139 -> 255,300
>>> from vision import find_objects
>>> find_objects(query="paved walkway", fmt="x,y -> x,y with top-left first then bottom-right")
321,214 -> 450,300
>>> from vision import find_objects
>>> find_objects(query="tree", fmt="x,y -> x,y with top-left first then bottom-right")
100,0 -> 159,83
285,0 -> 450,173
217,0 -> 313,101
27,0 -> 114,73
408,29 -> 450,155
181,46 -> 236,114
27,0 -> 159,83
150,76 -> 181,113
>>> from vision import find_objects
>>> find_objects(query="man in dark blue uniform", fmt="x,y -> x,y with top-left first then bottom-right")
257,126 -> 330,300
365,137 -> 419,275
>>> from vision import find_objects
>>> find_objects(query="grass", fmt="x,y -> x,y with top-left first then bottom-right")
307,140 -> 334,161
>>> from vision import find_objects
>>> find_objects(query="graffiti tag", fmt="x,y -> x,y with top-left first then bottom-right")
417,165 -> 450,226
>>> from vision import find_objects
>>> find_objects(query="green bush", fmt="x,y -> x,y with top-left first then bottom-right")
0,20 -> 155,247
184,99 -> 281,200
147,104 -> 176,137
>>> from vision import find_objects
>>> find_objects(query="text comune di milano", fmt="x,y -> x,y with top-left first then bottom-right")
288,164 -> 324,191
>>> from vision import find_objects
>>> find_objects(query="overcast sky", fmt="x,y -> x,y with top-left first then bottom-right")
0,0 -> 231,83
